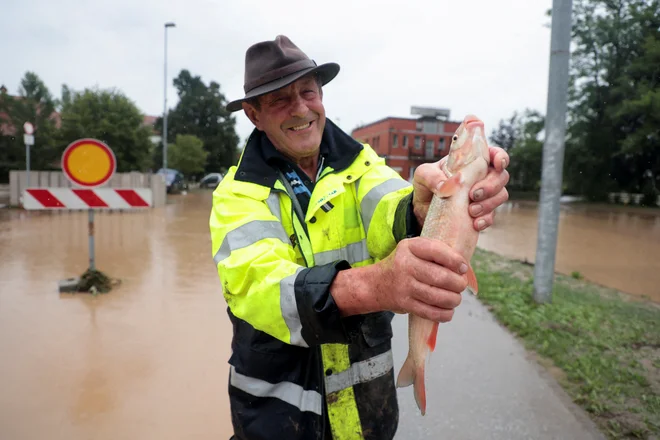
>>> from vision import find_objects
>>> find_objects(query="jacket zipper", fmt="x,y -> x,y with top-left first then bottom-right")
275,170 -> 337,440
277,169 -> 310,237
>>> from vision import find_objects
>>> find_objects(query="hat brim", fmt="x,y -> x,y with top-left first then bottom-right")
226,62 -> 340,112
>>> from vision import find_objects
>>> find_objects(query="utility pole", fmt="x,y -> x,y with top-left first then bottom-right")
23,122 -> 34,188
163,22 -> 176,170
533,0 -> 574,304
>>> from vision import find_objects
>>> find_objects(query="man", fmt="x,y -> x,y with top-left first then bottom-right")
210,35 -> 509,440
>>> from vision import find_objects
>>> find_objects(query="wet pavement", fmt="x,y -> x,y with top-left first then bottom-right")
0,190 -> 653,439
391,294 -> 605,440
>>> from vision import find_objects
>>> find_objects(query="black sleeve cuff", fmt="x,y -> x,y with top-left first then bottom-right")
294,260 -> 363,346
392,191 -> 421,242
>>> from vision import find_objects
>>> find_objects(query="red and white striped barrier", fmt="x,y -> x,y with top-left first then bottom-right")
22,188 -> 152,210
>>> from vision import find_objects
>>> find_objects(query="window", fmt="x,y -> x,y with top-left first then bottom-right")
423,120 -> 438,133
393,134 -> 398,147
414,136 -> 421,149
439,138 -> 445,151
425,139 -> 434,158
403,136 -> 408,148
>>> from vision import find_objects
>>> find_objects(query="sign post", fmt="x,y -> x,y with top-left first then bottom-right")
23,122 -> 34,188
60,138 -> 117,272
20,137 -> 153,293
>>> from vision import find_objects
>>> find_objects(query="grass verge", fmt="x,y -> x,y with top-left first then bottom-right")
472,248 -> 660,439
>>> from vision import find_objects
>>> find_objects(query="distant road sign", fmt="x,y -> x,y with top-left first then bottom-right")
22,188 -> 152,210
62,138 -> 116,188
23,122 -> 34,134
24,134 -> 34,146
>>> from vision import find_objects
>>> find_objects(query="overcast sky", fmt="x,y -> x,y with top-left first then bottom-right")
3,0 -> 553,147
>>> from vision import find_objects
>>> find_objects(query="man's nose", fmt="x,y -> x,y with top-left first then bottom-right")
289,95 -> 308,117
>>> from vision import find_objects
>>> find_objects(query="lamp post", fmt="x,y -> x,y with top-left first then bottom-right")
163,22 -> 176,171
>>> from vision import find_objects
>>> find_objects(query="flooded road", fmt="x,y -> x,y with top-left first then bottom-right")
1,191 -> 658,440
0,191 -> 233,440
478,200 -> 660,302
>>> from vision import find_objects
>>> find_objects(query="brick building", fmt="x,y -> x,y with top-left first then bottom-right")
350,106 -> 460,181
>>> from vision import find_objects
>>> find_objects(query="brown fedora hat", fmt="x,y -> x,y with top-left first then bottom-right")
226,35 -> 340,112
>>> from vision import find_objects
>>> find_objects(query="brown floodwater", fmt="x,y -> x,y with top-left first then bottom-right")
0,190 -> 233,440
1,191 -> 658,440
478,200 -> 660,302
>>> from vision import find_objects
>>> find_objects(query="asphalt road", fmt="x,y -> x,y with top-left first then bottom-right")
391,292 -> 606,440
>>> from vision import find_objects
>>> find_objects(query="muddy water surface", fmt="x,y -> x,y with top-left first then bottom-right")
1,191 -> 658,440
0,190 -> 233,440
478,201 -> 660,302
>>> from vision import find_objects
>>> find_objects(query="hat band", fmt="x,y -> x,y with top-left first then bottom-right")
244,59 -> 317,93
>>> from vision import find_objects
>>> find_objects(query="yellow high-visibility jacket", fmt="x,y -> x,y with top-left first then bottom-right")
210,119 -> 420,440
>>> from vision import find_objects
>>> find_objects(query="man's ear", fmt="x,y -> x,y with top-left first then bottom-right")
242,102 -> 262,130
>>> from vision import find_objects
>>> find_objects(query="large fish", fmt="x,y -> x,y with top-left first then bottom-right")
396,114 -> 491,415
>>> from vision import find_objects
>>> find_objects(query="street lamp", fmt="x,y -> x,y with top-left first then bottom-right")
163,22 -> 176,171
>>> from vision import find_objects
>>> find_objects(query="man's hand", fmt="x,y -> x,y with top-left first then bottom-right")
412,146 -> 510,232
331,237 -> 468,322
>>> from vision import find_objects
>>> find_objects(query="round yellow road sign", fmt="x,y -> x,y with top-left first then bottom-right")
61,138 -> 116,188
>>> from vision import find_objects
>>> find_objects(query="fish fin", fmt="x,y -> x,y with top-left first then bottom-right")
413,365 -> 427,416
436,172 -> 462,198
426,322 -> 439,351
396,355 -> 415,388
466,263 -> 478,295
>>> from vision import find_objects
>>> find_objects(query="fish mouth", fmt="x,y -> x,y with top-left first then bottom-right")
465,117 -> 483,129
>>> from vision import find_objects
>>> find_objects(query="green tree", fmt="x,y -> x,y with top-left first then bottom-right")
58,87 -> 154,172
168,134 -> 208,176
489,112 -> 519,152
155,70 -> 240,174
491,109 -> 545,192
562,0 -> 660,200
0,72 -> 60,179
612,7 -> 660,204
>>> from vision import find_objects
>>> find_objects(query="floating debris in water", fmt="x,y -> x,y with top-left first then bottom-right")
59,269 -> 121,294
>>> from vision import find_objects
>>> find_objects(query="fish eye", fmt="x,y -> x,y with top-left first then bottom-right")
452,135 -> 458,142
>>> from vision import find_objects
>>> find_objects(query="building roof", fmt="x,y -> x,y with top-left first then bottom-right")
351,115 -> 462,135
351,116 -> 417,133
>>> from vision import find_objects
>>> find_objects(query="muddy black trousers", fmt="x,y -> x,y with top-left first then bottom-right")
229,412 -> 333,439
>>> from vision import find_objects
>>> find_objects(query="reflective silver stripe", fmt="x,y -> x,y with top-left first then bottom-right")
266,192 -> 282,222
324,350 -> 394,394
213,220 -> 290,264
314,239 -> 371,266
230,366 -> 323,415
360,179 -> 411,234
280,267 -> 308,347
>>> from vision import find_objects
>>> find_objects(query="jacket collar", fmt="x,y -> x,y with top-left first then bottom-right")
234,118 -> 363,187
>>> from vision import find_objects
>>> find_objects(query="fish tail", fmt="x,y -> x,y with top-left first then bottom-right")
396,355 -> 415,388
396,355 -> 428,416
413,364 -> 427,416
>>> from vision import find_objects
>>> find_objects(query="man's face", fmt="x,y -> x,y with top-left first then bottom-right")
243,75 -> 325,162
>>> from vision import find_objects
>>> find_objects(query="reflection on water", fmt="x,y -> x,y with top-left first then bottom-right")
0,191 -> 233,440
478,201 -> 660,301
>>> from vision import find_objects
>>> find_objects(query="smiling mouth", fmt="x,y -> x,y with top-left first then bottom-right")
288,121 -> 312,132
